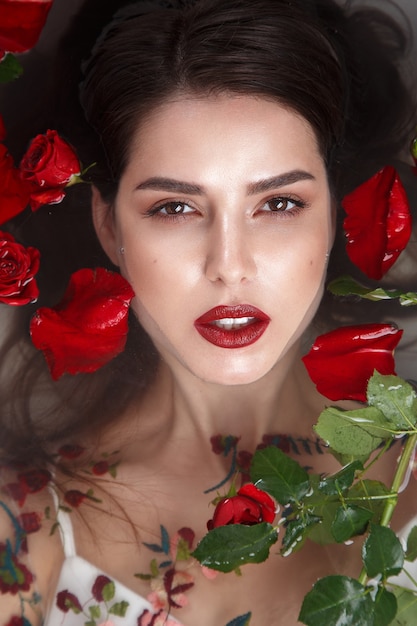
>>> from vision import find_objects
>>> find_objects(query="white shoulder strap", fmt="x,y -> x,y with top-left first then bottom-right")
50,488 -> 77,558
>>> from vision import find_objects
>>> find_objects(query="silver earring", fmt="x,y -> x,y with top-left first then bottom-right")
119,246 -> 125,255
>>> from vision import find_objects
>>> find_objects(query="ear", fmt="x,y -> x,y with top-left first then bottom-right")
91,186 -> 119,266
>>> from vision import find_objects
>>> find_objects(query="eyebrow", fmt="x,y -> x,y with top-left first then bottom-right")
134,170 -> 316,195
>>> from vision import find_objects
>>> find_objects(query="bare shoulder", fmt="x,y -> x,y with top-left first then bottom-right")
0,464 -> 63,626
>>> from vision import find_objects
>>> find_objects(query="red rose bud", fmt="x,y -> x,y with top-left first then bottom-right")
302,323 -> 403,402
342,166 -> 411,280
0,0 -> 53,54
91,460 -> 110,476
19,130 -> 81,211
30,268 -> 135,380
92,575 -> 115,602
64,490 -> 87,508
0,231 -> 40,305
56,589 -> 83,614
177,527 -> 195,550
208,483 -> 276,529
0,144 -> 31,224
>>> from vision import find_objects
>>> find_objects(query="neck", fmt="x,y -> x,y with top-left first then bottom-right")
120,342 -> 322,457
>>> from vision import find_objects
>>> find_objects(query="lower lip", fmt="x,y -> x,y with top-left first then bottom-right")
194,319 -> 270,349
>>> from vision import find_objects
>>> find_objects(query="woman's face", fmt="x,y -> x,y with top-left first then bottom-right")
95,95 -> 334,385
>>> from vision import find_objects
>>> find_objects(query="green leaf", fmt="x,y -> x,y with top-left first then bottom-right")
405,526 -> 417,562
367,373 -> 417,431
315,407 -> 388,462
281,514 -> 321,556
362,524 -> 404,579
305,499 -> 342,545
109,600 -> 129,617
318,461 -> 363,496
347,480 -> 392,523
192,523 -> 278,573
102,580 -> 116,602
328,275 -> 417,306
250,447 -> 310,505
298,575 -> 374,626
331,505 -> 373,543
373,587 -> 397,626
0,53 -> 23,83
393,588 -> 417,625
89,605 -> 101,619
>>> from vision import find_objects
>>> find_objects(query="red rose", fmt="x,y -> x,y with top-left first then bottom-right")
1,481 -> 27,506
302,323 -> 403,402
17,511 -> 42,534
56,589 -> 83,614
208,483 -> 276,529
0,0 -> 53,55
0,541 -> 34,593
0,144 -> 31,224
19,129 -> 81,210
92,574 -> 114,602
18,468 -> 51,493
342,166 -> 411,279
0,231 -> 40,304
5,617 -> 27,626
30,268 -> 135,380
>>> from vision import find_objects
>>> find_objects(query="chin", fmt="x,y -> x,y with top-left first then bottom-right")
191,360 -> 276,387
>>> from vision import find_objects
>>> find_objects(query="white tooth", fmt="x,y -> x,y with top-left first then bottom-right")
213,316 -> 255,330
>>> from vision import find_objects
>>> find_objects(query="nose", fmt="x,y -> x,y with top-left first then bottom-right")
204,215 -> 257,285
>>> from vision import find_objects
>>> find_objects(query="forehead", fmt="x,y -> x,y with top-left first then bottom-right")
124,94 -> 324,181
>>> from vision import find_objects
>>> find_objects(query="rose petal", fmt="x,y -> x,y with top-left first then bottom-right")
27,187 -> 66,211
30,268 -> 134,379
0,0 -> 53,54
237,484 -> 276,523
302,323 -> 403,402
342,166 -> 412,279
0,144 -> 31,224
0,114 -> 5,141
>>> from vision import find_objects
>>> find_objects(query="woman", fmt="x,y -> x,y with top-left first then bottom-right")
0,0 -> 416,624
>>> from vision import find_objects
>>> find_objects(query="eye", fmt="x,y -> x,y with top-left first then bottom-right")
259,196 -> 304,213
156,201 -> 194,216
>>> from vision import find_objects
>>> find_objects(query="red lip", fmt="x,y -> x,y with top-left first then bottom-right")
194,305 -> 270,349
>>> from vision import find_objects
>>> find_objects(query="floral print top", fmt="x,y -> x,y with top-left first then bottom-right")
0,433 -> 336,626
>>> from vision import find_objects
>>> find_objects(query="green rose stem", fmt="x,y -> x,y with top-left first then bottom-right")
358,432 -> 417,586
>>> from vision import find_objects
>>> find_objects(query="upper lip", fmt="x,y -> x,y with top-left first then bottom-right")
195,304 -> 270,325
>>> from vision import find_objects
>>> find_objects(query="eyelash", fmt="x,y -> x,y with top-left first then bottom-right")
144,195 -> 308,221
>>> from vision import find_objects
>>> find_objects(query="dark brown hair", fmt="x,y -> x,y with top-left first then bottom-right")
0,0 -> 415,466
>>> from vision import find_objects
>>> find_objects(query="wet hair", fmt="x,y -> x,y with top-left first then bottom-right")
77,0 -> 414,201
0,0 -> 415,466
